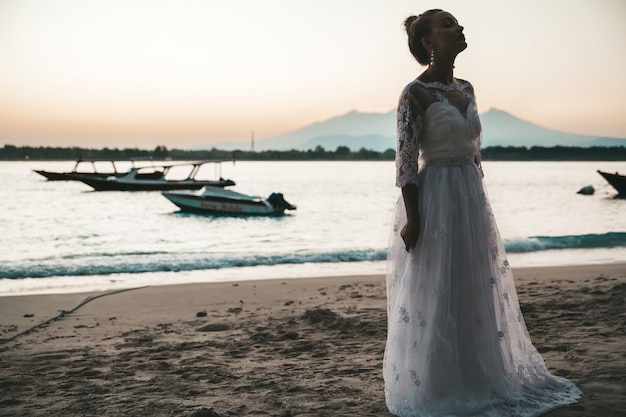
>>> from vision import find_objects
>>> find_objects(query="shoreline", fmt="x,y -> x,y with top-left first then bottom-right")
1,263 -> 625,416
1,254 -> 624,297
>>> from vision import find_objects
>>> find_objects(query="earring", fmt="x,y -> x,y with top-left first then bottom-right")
429,49 -> 435,66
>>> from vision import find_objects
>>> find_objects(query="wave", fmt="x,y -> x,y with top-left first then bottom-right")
1,232 -> 624,280
504,232 -> 626,253
0,249 -> 388,279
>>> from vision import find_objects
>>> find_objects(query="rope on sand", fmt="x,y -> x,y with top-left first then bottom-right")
0,286 -> 150,346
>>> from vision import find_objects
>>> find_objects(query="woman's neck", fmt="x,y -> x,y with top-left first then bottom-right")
419,59 -> 456,85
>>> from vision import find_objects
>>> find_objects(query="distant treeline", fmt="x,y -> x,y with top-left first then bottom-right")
480,146 -> 626,161
0,145 -> 393,161
1,144 -> 625,161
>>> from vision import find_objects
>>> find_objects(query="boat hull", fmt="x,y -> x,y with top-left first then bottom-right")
76,176 -> 235,191
33,170 -> 122,181
598,170 -> 626,196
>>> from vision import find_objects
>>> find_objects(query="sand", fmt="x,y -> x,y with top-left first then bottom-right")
0,263 -> 625,417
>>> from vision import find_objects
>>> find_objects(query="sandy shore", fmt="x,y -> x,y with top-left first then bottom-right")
1,263 -> 625,417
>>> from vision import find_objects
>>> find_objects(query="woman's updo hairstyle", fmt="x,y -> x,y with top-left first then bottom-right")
404,9 -> 442,66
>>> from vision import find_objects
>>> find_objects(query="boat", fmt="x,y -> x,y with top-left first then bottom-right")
33,159 -> 147,181
75,160 -> 235,191
598,170 -> 626,196
162,186 -> 296,216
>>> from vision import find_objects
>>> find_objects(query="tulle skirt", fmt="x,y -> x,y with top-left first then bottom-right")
384,161 -> 581,417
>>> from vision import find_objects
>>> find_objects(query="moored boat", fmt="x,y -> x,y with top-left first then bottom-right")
162,186 -> 296,216
33,159 -> 145,181
597,170 -> 626,196
75,160 -> 235,191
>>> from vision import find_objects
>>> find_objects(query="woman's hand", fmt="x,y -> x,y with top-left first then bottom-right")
401,219 -> 420,251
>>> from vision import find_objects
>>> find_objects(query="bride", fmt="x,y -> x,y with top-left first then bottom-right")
384,9 -> 581,417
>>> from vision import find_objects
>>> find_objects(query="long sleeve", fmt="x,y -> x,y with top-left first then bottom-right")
468,84 -> 484,177
395,89 -> 422,188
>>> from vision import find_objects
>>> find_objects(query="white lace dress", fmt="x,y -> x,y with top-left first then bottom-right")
384,79 -> 581,417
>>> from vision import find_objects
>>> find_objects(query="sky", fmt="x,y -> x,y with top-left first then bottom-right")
1,0 -> 625,149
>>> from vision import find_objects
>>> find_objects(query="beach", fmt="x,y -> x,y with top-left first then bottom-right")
1,263 -> 625,417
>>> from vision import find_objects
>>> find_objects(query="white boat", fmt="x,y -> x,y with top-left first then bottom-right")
162,186 -> 296,216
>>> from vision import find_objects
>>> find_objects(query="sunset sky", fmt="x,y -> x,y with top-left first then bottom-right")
1,0 -> 625,149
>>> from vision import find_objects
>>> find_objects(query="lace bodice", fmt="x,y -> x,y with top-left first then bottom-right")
396,79 -> 483,187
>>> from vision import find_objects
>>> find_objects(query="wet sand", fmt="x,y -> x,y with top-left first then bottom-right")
1,263 -> 625,417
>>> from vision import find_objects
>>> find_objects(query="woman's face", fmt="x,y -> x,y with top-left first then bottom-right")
425,11 -> 467,56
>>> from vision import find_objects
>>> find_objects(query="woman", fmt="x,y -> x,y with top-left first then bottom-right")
384,9 -> 581,417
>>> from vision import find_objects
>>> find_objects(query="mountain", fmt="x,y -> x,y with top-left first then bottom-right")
210,110 -> 396,152
211,110 -> 397,152
479,109 -> 626,148
297,134 -> 392,152
208,108 -> 626,152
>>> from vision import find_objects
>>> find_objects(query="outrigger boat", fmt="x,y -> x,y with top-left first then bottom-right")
33,158 -> 150,181
598,170 -> 626,196
162,186 -> 296,216
75,160 -> 235,191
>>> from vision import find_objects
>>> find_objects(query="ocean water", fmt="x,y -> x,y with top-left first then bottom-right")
0,160 -> 624,295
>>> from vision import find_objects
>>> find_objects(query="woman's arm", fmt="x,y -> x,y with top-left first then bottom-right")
401,184 -> 420,250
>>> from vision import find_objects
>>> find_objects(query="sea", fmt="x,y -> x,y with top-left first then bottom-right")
1,160 -> 625,296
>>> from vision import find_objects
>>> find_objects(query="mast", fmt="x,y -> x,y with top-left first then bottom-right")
251,130 -> 255,151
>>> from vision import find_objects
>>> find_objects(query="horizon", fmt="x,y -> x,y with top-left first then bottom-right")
5,105 -> 626,153
2,0 -> 625,148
